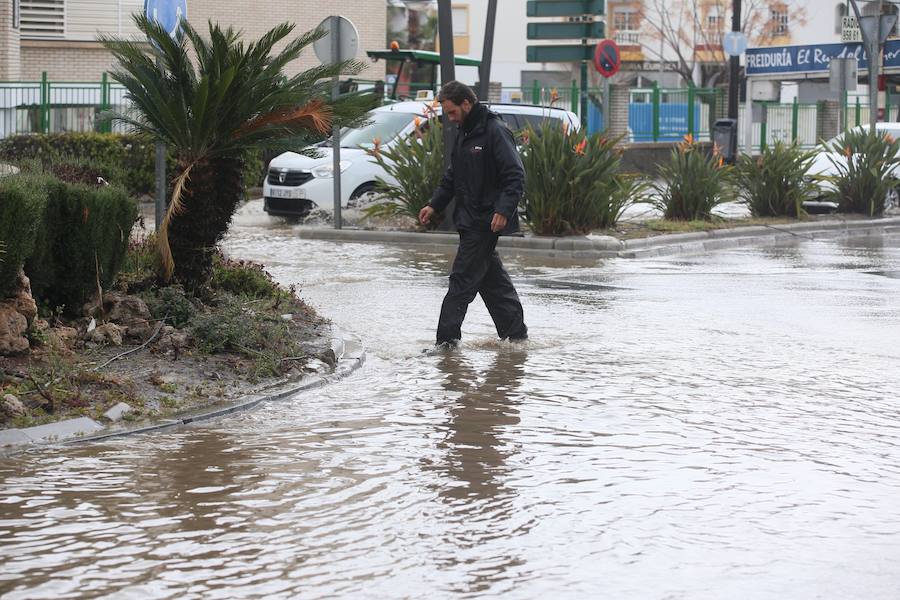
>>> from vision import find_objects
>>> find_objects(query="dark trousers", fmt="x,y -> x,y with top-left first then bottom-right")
436,230 -> 527,344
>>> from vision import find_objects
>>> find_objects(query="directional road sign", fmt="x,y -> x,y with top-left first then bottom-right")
593,39 -> 620,77
527,21 -> 605,40
526,0 -> 605,17
144,0 -> 186,38
527,44 -> 594,63
722,32 -> 748,57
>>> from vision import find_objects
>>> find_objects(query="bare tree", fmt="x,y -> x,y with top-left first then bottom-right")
639,0 -> 808,87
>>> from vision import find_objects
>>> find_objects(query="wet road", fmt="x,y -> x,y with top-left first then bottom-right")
2,207 -> 900,599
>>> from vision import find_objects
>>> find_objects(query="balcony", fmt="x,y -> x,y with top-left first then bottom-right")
615,30 -> 641,46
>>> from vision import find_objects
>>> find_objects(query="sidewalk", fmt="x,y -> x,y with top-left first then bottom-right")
289,215 -> 900,260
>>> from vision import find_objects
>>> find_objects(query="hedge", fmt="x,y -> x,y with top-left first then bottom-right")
26,176 -> 138,314
0,174 -> 47,297
0,133 -> 265,197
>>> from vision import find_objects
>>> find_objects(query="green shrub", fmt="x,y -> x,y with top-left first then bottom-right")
520,122 -> 639,235
653,135 -> 730,221
114,234 -> 159,293
0,133 -> 263,198
142,285 -> 196,328
211,253 -> 281,299
26,177 -> 138,314
365,115 -> 444,223
733,142 -> 816,218
820,129 -> 900,216
0,174 -> 47,297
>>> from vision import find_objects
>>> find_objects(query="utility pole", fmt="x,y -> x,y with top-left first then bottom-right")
436,0 -> 457,231
479,0 -> 498,101
849,0 -> 896,130
728,0 -> 741,120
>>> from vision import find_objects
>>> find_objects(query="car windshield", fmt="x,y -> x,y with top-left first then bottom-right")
339,111 -> 419,148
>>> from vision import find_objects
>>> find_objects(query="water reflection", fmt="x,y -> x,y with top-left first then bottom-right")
431,349 -> 529,596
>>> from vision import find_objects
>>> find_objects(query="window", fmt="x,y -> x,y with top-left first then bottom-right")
12,0 -> 20,29
613,9 -> 638,32
452,5 -> 468,36
706,13 -> 725,44
20,0 -> 65,38
770,6 -> 789,36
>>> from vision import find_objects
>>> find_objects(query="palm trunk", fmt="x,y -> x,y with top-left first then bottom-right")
168,156 -> 244,291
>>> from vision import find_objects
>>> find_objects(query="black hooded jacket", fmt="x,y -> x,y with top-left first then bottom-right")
429,103 -> 525,235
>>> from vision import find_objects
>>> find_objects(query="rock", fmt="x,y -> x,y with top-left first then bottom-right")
86,323 -> 123,346
156,328 -> 191,353
12,272 -> 37,325
1,394 -> 26,419
102,293 -> 154,342
0,302 -> 29,356
103,402 -> 134,422
48,326 -> 78,351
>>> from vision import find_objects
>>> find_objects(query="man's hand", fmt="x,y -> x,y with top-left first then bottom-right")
419,205 -> 435,225
491,212 -> 508,233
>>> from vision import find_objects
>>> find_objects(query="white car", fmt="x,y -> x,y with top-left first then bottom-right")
262,101 -> 580,218
806,122 -> 900,211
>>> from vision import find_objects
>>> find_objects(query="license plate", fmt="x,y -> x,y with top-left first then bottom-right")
270,187 -> 305,199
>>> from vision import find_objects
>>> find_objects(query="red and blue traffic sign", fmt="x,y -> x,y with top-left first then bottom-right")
593,39 -> 621,78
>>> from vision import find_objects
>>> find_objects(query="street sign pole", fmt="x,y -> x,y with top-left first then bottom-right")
580,59 -> 588,128
144,0 -> 188,232
330,17 -> 342,230
315,16 -> 359,230
728,0 -> 741,121
437,0 -> 457,232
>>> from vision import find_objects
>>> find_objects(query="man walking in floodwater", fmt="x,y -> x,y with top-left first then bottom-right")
419,81 -> 528,347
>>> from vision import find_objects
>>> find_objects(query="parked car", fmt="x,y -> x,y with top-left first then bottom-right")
262,101 -> 580,218
806,122 -> 900,211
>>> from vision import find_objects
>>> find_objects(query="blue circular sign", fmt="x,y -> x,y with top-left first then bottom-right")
723,32 -> 748,57
144,0 -> 187,38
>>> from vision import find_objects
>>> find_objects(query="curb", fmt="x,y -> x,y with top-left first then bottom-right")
291,216 -> 900,259
0,328 -> 366,454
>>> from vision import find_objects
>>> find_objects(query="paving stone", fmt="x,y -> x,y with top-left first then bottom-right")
22,417 -> 104,443
103,402 -> 134,422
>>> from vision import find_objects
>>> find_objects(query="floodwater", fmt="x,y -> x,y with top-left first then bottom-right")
3,206 -> 900,599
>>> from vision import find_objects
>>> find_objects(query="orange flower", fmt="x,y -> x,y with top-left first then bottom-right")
373,137 -> 381,158
712,142 -> 722,157
549,88 -> 560,105
414,116 -> 421,128
844,146 -> 852,158
562,121 -> 569,136
574,138 -> 588,155
717,156 -> 724,168
887,133 -> 896,144
683,133 -> 694,145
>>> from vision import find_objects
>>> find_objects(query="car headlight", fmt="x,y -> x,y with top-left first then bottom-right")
311,161 -> 352,178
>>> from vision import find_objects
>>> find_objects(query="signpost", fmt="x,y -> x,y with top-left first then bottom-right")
314,16 -> 359,230
145,0 -> 187,232
526,0 -> 607,127
723,32 -> 748,58
593,39 -> 620,77
830,56 -> 859,133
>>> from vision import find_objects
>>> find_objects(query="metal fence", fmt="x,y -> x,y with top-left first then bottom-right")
0,73 -> 132,138
0,74 -> 880,155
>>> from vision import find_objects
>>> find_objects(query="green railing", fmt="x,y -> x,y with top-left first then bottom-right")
0,72 -> 130,138
740,99 -> 819,151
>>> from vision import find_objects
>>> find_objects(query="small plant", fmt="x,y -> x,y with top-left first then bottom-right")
820,129 -> 900,216
211,252 -> 282,299
732,142 -> 816,218
0,173 -> 47,297
520,122 -> 640,235
653,135 -> 731,221
143,285 -> 196,328
365,111 -> 445,223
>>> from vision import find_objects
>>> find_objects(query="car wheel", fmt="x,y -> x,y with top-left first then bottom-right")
348,183 -> 381,208
885,187 -> 899,211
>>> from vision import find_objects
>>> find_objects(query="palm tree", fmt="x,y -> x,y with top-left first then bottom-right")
101,16 -> 375,290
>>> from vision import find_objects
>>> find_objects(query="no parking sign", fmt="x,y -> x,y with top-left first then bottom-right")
593,39 -> 621,78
